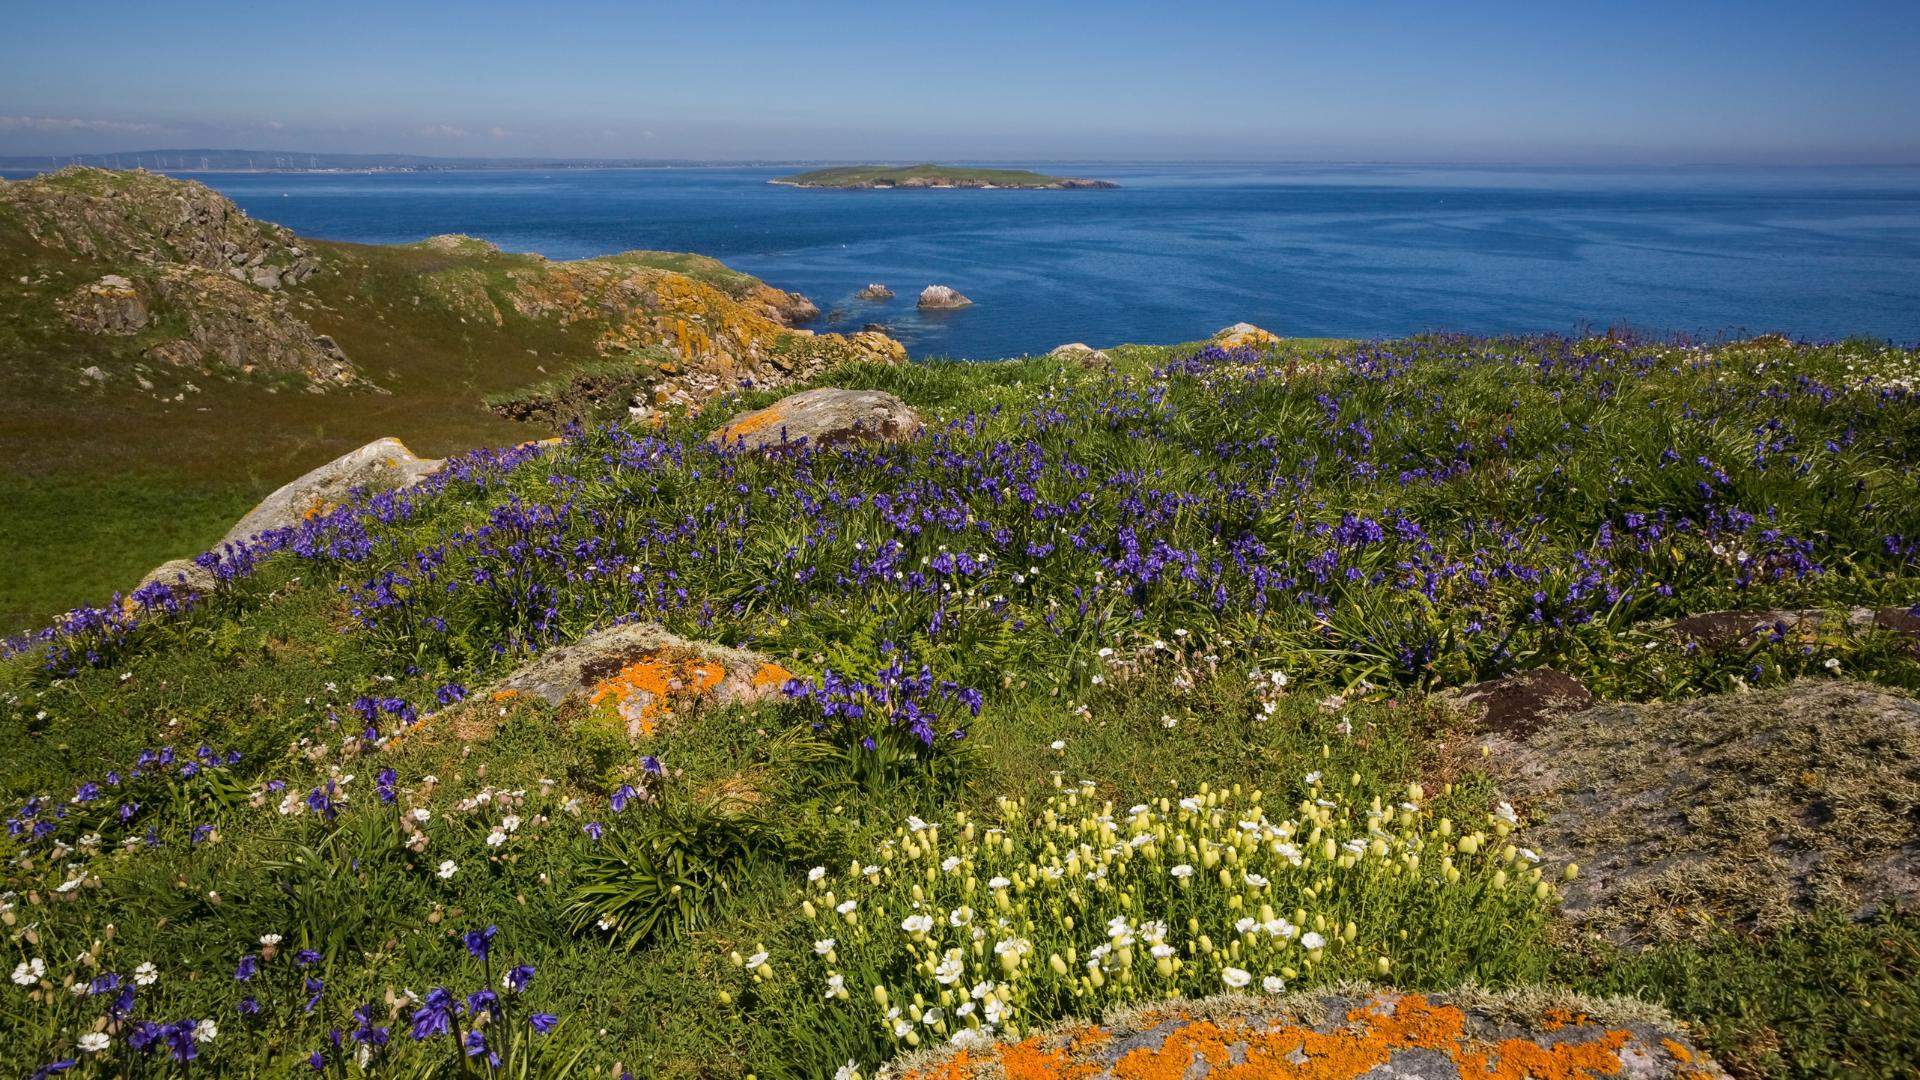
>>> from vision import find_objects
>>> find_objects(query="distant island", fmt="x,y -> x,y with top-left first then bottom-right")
771,164 -> 1118,190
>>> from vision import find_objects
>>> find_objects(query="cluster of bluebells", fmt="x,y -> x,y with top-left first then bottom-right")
783,646 -> 981,752
4,743 -> 241,853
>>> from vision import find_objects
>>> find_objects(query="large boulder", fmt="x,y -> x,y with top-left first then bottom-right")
222,437 -> 442,546
492,622 -> 792,738
917,284 -> 972,310
1049,341 -> 1111,369
1483,680 -> 1920,945
1212,321 -> 1281,349
892,989 -> 1722,1079
856,283 -> 894,301
706,387 -> 923,454
131,558 -> 218,602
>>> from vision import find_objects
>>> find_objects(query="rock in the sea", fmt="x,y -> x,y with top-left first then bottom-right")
62,273 -> 149,335
1483,679 -> 1920,945
706,387 -> 923,454
492,622 -> 792,738
1438,667 -> 1593,737
893,989 -> 1723,1079
1048,342 -> 1111,368
1212,321 -> 1281,349
856,283 -> 894,301
917,284 -> 972,310
221,437 -> 442,546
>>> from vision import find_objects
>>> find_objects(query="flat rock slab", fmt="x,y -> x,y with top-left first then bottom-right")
1438,667 -> 1594,738
222,436 -> 441,546
492,622 -> 791,737
1484,679 -> 1920,944
893,989 -> 1721,1078
706,387 -> 922,454
1672,606 -> 1920,650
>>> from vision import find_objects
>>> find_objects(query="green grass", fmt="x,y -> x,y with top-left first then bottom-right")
3,333 -> 1920,1076
774,164 -> 1114,188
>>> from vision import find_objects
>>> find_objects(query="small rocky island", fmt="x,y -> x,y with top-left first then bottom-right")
772,164 -> 1118,189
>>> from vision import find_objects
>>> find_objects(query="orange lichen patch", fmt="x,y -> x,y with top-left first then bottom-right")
1662,1039 -> 1693,1064
489,689 -> 521,702
712,403 -> 791,444
750,661 -> 793,689
587,651 -> 728,736
299,498 -> 337,521
901,994 -> 1684,1080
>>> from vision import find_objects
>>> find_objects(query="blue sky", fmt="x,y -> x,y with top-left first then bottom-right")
3,1 -> 1917,163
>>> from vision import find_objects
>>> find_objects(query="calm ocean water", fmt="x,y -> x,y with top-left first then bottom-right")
18,163 -> 1920,355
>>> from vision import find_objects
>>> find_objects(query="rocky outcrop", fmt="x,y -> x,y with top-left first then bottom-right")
0,166 -> 317,288
893,989 -> 1722,1079
1049,342 -> 1111,369
492,622 -> 792,738
918,285 -> 972,310
1213,322 -> 1281,349
413,234 -> 501,256
1483,680 -> 1920,945
60,274 -> 149,335
132,558 -> 219,601
706,388 -> 923,454
222,437 -> 442,546
145,267 -> 357,386
856,283 -> 894,301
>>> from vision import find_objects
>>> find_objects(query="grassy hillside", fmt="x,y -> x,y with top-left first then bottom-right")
773,164 -> 1117,189
3,333 -> 1919,1076
0,168 -> 897,632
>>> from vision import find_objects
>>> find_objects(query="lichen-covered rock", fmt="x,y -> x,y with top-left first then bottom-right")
706,387 -> 923,454
1212,321 -> 1281,349
918,285 -> 972,310
857,283 -> 895,301
132,558 -> 218,600
62,274 -> 148,335
1439,667 -> 1593,737
221,437 -> 442,546
492,622 -> 791,738
1049,342 -> 1111,368
1483,680 -> 1920,944
146,267 -> 359,386
891,989 -> 1723,1079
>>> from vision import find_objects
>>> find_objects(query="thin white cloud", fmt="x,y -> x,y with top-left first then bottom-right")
415,123 -> 469,138
0,116 -> 164,134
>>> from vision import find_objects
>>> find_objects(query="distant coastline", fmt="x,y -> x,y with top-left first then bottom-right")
772,164 -> 1118,190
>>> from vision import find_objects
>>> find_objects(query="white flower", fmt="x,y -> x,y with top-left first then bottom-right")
193,1019 -> 218,1043
485,828 -> 507,848
437,860 -> 458,879
1304,771 -> 1322,785
823,973 -> 845,999
934,953 -> 965,985
813,938 -> 837,955
133,962 -> 159,986
77,1032 -> 110,1053
835,900 -> 857,915
808,866 -> 827,882
983,998 -> 1007,1025
1161,714 -> 1178,728
993,937 -> 1031,957
1049,740 -> 1066,751
1149,943 -> 1175,959
901,914 -> 934,935
1300,932 -> 1326,950
1263,975 -> 1285,993
833,1062 -> 862,1080
1824,657 -> 1841,671
1221,966 -> 1252,988
745,951 -> 769,969
11,958 -> 44,985
1494,802 -> 1520,826
906,815 -> 931,832
1244,872 -> 1269,887
410,808 -> 431,822
987,876 -> 1011,890
940,856 -> 962,873
948,907 -> 973,927
1170,864 -> 1194,879
500,814 -> 521,832
259,934 -> 283,947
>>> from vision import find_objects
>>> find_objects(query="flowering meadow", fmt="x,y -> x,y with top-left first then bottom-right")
3,334 -> 1920,1076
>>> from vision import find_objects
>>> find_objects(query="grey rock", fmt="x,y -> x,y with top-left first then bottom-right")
222,437 -> 442,546
62,274 -> 149,335
856,283 -> 894,301
494,622 -> 792,738
917,284 -> 972,310
1048,342 -> 1111,368
706,387 -> 923,454
132,558 -> 219,601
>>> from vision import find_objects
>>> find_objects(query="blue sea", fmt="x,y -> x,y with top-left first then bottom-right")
19,163 -> 1920,355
